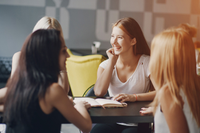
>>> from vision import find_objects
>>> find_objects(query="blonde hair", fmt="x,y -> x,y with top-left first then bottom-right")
32,16 -> 63,37
150,28 -> 200,126
176,23 -> 197,38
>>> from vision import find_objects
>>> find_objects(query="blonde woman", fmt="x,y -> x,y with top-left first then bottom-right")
12,16 -> 69,93
149,28 -> 200,133
140,23 -> 199,115
11,16 -> 68,92
0,16 -> 70,112
12,16 -> 64,76
12,17 -> 61,70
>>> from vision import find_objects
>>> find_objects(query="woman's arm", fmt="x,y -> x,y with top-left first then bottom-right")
48,84 -> 92,133
137,91 -> 156,101
94,48 -> 118,97
160,86 -> 189,133
0,87 -> 7,103
0,87 -> 7,112
94,62 -> 114,97
113,91 -> 156,103
11,52 -> 21,77
0,52 -> 20,112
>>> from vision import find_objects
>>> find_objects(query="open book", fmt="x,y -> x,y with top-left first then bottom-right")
73,97 -> 127,108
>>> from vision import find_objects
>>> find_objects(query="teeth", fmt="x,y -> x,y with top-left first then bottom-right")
115,47 -> 121,50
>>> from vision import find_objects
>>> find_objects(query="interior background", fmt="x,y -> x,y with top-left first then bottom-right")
0,0 -> 200,81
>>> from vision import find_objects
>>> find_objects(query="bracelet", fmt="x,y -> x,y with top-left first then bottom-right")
60,70 -> 67,73
133,94 -> 137,101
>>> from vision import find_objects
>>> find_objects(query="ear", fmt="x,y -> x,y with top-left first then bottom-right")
131,38 -> 136,46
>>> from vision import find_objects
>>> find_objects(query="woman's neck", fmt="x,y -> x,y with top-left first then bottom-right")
117,51 -> 141,67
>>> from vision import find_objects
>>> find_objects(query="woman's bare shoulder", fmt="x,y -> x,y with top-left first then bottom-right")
12,51 -> 21,59
47,83 -> 66,100
49,83 -> 64,92
159,84 -> 178,111
158,84 -> 171,102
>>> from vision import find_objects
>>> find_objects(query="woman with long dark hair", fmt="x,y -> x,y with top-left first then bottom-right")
4,29 -> 92,133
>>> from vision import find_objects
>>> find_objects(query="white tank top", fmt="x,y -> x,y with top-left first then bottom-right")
155,90 -> 200,133
100,55 -> 151,126
100,54 -> 151,97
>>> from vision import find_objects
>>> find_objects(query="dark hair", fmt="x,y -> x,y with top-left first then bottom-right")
4,29 -> 62,125
113,17 -> 150,55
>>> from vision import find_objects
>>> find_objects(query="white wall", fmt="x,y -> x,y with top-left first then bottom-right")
0,0 -> 200,57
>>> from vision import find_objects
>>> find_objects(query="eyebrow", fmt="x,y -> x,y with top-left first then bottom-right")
62,45 -> 67,48
111,34 -> 124,36
116,35 -> 124,37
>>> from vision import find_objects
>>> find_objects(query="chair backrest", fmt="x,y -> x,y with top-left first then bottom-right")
83,84 -> 109,97
83,84 -> 95,97
66,49 -> 107,97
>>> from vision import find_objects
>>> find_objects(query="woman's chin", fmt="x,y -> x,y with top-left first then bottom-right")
114,50 -> 121,55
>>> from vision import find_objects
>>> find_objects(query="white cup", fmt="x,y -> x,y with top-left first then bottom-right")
91,45 -> 97,54
93,41 -> 101,51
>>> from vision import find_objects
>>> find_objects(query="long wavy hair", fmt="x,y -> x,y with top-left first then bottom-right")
113,17 -> 150,56
4,29 -> 62,125
150,28 -> 200,127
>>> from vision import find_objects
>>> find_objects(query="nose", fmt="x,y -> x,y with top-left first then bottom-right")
111,37 -> 117,45
114,37 -> 117,43
66,51 -> 70,58
113,38 -> 119,47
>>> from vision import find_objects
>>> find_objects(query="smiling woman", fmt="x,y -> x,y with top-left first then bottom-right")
111,17 -> 150,56
91,17 -> 155,133
110,26 -> 136,55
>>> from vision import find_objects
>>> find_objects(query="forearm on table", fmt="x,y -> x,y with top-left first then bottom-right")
136,91 -> 156,101
58,71 -> 70,94
74,105 -> 91,121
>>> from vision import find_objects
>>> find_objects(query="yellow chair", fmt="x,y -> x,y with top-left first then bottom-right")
66,49 -> 107,97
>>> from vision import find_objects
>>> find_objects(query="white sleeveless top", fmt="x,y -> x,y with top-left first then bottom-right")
100,54 -> 151,97
100,55 -> 151,126
155,91 -> 200,133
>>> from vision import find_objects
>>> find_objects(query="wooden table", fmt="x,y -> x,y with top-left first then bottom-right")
88,101 -> 153,123
0,101 -> 154,133
62,100 -> 154,133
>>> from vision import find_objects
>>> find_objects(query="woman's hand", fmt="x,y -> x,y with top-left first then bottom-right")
75,101 -> 91,110
112,93 -> 136,103
140,107 -> 153,115
68,95 -> 73,103
106,48 -> 118,65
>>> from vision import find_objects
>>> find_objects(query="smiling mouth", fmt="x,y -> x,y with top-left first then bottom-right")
114,47 -> 121,51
